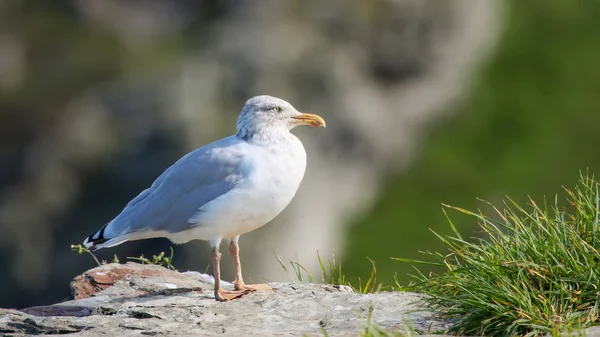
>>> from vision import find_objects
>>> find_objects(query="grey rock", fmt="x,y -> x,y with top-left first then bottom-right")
585,327 -> 600,337
1,288 -> 442,336
0,263 -> 448,336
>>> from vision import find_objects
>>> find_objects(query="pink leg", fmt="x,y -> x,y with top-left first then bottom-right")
212,246 -> 250,301
229,238 -> 272,292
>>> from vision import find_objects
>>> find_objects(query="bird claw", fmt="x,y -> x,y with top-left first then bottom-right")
214,289 -> 251,301
234,283 -> 273,292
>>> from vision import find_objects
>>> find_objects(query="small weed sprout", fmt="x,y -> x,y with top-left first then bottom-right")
358,305 -> 418,337
318,251 -> 346,285
71,244 -> 176,270
360,305 -> 394,337
275,251 -> 381,293
354,257 -> 380,294
275,253 -> 315,283
127,247 -> 176,270
70,244 -> 100,266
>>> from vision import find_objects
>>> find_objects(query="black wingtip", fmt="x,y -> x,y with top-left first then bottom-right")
83,223 -> 109,248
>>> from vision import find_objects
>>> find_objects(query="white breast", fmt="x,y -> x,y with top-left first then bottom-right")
178,135 -> 307,241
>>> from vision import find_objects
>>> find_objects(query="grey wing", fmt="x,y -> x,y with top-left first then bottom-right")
107,138 -> 246,237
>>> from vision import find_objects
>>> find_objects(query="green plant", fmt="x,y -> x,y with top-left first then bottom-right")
70,244 -> 100,266
275,251 -> 382,293
127,247 -> 176,270
317,251 -> 347,286
316,305 -> 418,337
395,173 -> 600,336
276,253 -> 315,283
359,306 -> 398,337
71,244 -> 176,270
354,257 -> 380,294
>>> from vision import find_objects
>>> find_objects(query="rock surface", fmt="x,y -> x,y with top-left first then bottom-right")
0,263 -> 448,336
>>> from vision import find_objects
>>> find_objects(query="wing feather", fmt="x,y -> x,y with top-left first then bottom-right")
103,136 -> 247,238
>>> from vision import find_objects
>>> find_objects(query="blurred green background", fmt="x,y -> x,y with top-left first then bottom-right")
1,0 -> 600,309
345,0 -> 600,286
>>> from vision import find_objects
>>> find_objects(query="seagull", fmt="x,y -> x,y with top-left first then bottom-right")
82,95 -> 326,301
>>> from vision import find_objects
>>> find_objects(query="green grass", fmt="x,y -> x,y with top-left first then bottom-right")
396,172 -> 600,336
275,251 -> 381,294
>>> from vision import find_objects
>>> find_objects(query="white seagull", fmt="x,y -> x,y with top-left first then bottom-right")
83,95 -> 326,301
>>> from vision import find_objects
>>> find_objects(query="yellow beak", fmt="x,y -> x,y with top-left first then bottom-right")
292,113 -> 326,128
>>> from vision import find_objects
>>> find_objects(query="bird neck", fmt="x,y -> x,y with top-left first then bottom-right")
236,127 -> 291,144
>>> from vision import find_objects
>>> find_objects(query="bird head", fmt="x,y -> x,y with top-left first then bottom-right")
236,95 -> 326,141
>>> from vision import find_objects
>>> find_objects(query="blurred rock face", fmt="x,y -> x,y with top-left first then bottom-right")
0,0 -> 501,307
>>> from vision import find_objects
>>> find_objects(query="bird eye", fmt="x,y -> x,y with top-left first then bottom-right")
271,106 -> 281,112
